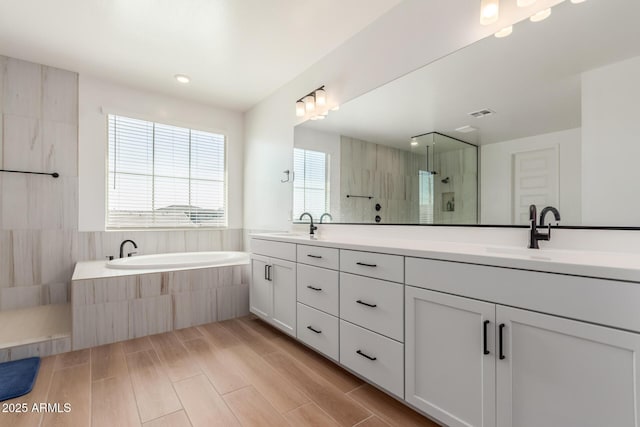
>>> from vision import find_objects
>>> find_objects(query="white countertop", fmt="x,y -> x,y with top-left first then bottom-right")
251,232 -> 640,283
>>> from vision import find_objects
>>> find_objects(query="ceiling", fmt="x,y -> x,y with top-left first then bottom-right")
0,0 -> 402,111
299,0 -> 640,149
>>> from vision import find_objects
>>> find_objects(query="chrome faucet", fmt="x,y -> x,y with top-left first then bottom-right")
319,213 -> 333,224
299,212 -> 317,237
528,205 -> 551,249
539,206 -> 561,227
119,239 -> 138,258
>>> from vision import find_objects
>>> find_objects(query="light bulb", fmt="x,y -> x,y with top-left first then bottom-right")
174,74 -> 190,84
410,138 -> 418,147
517,0 -> 536,7
296,101 -> 305,117
480,0 -> 499,25
570,0 -> 586,3
494,25 -> 513,38
530,8 -> 551,22
315,89 -> 327,106
304,95 -> 315,112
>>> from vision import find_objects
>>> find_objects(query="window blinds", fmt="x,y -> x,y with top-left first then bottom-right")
293,148 -> 329,219
107,115 -> 226,228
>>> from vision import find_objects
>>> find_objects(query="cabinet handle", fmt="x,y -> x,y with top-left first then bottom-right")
307,254 -> 323,259
356,300 -> 377,308
483,320 -> 490,355
307,326 -> 322,334
307,285 -> 322,291
264,264 -> 269,280
499,323 -> 506,360
356,262 -> 377,267
267,265 -> 272,281
356,350 -> 377,361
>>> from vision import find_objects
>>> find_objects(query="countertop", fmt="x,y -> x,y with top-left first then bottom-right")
250,232 -> 640,283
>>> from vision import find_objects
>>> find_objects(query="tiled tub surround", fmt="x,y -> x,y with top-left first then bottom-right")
72,258 -> 250,350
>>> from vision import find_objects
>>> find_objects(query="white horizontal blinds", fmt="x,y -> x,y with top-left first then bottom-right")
418,170 -> 434,224
107,114 -> 226,228
293,148 -> 329,220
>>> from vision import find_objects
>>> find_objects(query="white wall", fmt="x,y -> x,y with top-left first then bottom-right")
293,127 -> 341,220
243,0 -> 564,232
582,56 -> 640,226
481,128 -> 581,225
79,74 -> 244,231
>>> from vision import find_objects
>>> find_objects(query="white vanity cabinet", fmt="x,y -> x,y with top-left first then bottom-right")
250,240 -> 297,336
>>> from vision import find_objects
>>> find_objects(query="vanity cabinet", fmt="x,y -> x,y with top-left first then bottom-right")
250,241 -> 297,336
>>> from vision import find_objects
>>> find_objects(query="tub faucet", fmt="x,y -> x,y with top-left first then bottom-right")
528,205 -> 551,249
119,239 -> 138,258
299,212 -> 317,237
539,206 -> 561,227
320,213 -> 333,224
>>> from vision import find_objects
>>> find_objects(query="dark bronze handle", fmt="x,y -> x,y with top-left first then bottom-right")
307,285 -> 322,291
267,265 -> 272,281
499,323 -> 506,360
264,264 -> 268,280
483,320 -> 490,355
356,262 -> 377,267
356,350 -> 377,361
307,326 -> 322,334
356,300 -> 377,308
307,254 -> 322,259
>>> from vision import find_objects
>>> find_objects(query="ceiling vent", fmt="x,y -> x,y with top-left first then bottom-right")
468,108 -> 495,118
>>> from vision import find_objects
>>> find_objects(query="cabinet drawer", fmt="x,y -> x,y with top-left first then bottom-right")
251,239 -> 296,261
297,264 -> 339,316
297,303 -> 339,361
297,245 -> 339,270
340,250 -> 403,283
340,320 -> 404,398
340,273 -> 403,341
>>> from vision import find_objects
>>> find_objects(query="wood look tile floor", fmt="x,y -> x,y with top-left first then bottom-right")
0,316 -> 439,427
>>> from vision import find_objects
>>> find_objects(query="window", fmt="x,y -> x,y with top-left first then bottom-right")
107,114 -> 226,228
418,170 -> 434,224
293,148 -> 329,220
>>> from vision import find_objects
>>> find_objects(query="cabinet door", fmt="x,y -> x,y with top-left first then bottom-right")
406,287 -> 496,427
271,258 -> 296,336
250,255 -> 272,319
496,305 -> 640,427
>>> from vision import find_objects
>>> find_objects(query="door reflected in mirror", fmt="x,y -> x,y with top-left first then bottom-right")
294,0 -> 640,227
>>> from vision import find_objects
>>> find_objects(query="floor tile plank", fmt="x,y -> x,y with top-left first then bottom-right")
92,375 -> 141,427
174,374 -> 240,427
91,342 -> 128,381
41,363 -> 91,427
355,415 -> 392,427
148,332 -> 201,382
284,402 -> 341,427
55,348 -> 90,370
142,410 -> 192,427
174,327 -> 203,342
220,318 -> 279,355
122,336 -> 154,354
224,386 -> 288,427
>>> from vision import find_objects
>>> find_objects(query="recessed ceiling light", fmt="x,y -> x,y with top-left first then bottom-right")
494,25 -> 513,38
410,138 -> 419,146
530,8 -> 551,22
175,74 -> 191,84
455,125 -> 477,133
571,0 -> 586,3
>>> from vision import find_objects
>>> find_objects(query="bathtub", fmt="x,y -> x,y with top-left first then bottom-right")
106,251 -> 250,270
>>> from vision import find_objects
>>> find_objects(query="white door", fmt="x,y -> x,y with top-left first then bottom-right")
271,259 -> 296,336
496,305 -> 640,427
250,255 -> 272,319
512,147 -> 558,225
405,287 -> 496,427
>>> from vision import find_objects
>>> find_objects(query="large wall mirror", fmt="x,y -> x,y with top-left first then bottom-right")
293,0 -> 640,227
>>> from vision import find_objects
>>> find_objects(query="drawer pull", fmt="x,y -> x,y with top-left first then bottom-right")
356,349 -> 377,361
499,323 -> 506,360
356,299 -> 377,308
307,254 -> 323,259
483,320 -> 490,355
356,262 -> 377,268
307,285 -> 323,292
307,326 -> 322,334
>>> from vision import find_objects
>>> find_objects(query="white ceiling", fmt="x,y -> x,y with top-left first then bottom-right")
300,0 -> 640,148
0,0 -> 402,111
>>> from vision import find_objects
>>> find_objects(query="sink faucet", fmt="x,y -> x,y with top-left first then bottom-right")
299,212 -> 317,237
528,205 -> 551,249
119,239 -> 138,258
539,206 -> 561,227
319,213 -> 333,224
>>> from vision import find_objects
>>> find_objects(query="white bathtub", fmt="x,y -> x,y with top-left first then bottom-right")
106,251 -> 250,270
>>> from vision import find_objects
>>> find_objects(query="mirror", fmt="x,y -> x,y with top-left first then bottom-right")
294,0 -> 640,227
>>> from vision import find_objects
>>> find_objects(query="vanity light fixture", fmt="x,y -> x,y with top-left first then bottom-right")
174,74 -> 190,84
480,0 -> 500,26
494,25 -> 513,38
517,0 -> 536,7
530,8 -> 551,22
295,85 -> 326,117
